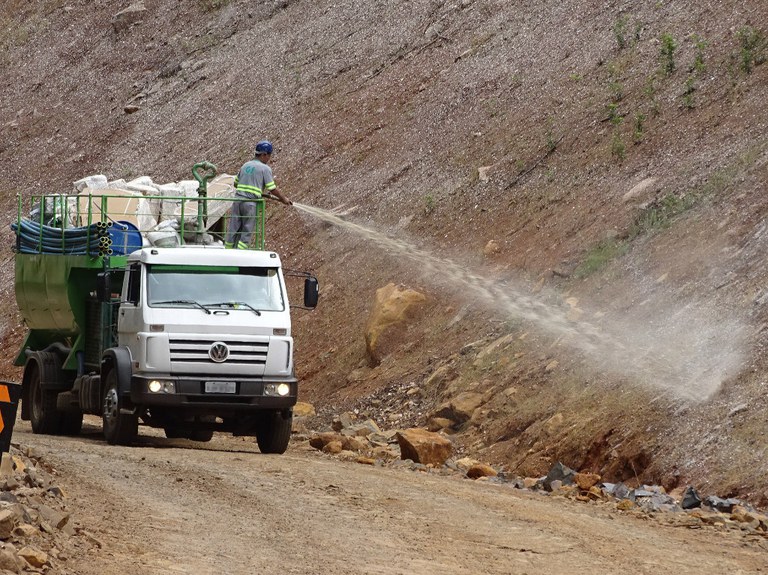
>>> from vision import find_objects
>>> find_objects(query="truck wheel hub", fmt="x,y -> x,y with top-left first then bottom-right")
104,388 -> 119,422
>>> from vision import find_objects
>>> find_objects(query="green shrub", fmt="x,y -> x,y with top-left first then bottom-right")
631,192 -> 697,236
614,17 -> 628,50
660,33 -> 677,75
607,103 -> 623,125
692,34 -> 707,74
424,194 -> 435,215
575,238 -> 628,278
682,76 -> 696,109
736,26 -> 766,73
611,131 -> 625,160
633,113 -> 646,143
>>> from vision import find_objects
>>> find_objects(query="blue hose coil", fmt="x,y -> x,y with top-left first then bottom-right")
12,219 -> 110,255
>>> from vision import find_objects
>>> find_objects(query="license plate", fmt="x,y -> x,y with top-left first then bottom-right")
205,381 -> 236,394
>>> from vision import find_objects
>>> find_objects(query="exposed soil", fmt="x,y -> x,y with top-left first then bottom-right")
1,0 -> 767,537
13,419 -> 768,575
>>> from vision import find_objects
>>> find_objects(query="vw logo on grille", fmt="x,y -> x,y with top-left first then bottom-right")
209,342 -> 230,363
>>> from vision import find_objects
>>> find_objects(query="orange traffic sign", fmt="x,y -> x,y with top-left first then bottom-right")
0,383 -> 22,454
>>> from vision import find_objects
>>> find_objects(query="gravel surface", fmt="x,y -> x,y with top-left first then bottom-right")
11,418 -> 768,575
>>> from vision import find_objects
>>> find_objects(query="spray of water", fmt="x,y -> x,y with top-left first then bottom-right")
295,203 -> 748,401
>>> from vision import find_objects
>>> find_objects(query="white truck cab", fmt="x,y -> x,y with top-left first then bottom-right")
99,245 -> 318,450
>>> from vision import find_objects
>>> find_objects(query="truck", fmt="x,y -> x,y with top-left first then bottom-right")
12,163 -> 318,452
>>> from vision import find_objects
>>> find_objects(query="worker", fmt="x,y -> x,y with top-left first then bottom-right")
225,140 -> 292,249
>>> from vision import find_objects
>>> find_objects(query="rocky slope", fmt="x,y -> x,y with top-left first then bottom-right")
1,1 -> 767,501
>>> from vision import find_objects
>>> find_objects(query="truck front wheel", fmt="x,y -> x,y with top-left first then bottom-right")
102,369 -> 138,445
255,410 -> 293,454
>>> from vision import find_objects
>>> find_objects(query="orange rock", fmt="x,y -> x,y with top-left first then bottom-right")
574,472 -> 601,491
322,441 -> 343,455
396,428 -> 453,466
365,283 -> 426,366
467,463 -> 498,479
309,432 -> 344,451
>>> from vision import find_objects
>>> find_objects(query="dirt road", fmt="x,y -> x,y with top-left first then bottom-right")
13,419 -> 768,575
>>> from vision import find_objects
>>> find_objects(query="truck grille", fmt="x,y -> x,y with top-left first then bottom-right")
169,338 -> 269,365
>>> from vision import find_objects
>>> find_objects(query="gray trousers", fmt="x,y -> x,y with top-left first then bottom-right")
225,200 -> 258,246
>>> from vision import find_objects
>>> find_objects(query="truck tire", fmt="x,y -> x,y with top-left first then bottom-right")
102,369 -> 138,446
27,357 -> 62,435
255,410 -> 292,454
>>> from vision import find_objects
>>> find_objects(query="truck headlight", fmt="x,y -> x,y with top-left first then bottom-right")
148,380 -> 175,394
264,383 -> 291,396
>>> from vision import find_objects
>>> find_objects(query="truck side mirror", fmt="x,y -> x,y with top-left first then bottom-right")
96,272 -> 112,302
303,276 -> 319,309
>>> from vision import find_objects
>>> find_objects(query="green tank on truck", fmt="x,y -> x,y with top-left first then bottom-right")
13,164 -> 319,452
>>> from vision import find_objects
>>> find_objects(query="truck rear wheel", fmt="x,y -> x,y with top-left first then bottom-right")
27,356 -> 62,435
255,410 -> 292,454
102,369 -> 138,445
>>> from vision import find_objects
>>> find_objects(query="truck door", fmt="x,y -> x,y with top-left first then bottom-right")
118,263 -> 143,353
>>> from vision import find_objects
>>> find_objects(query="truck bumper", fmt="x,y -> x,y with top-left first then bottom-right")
130,375 -> 297,411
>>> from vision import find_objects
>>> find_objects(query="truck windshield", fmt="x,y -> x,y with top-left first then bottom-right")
147,265 -> 285,312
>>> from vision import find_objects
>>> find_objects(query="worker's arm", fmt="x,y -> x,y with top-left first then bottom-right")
268,187 -> 292,206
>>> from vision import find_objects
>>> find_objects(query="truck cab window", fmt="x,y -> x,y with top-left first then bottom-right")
147,265 -> 285,311
126,263 -> 141,305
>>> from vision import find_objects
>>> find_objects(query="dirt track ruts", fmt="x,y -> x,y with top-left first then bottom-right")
14,419 -> 768,575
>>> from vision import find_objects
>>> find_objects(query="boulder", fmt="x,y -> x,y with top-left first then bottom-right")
431,392 -> 484,426
542,462 -> 576,491
35,504 -> 69,531
453,457 -> 480,472
0,547 -> 20,573
112,2 -> 147,32
341,436 -> 369,453
681,486 -> 702,509
574,472 -> 601,491
427,417 -> 454,432
293,402 -> 316,417
622,177 -> 658,203
705,495 -> 741,513
731,505 -> 759,524
309,432 -> 344,451
365,283 -> 426,366
322,441 -> 343,455
18,547 -> 47,568
396,428 -> 453,466
466,464 -> 498,479
0,509 -> 16,539
371,446 -> 399,461
349,419 -> 381,437
522,477 -> 540,489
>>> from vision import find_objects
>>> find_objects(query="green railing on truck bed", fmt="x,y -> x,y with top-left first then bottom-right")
14,192 -> 266,254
